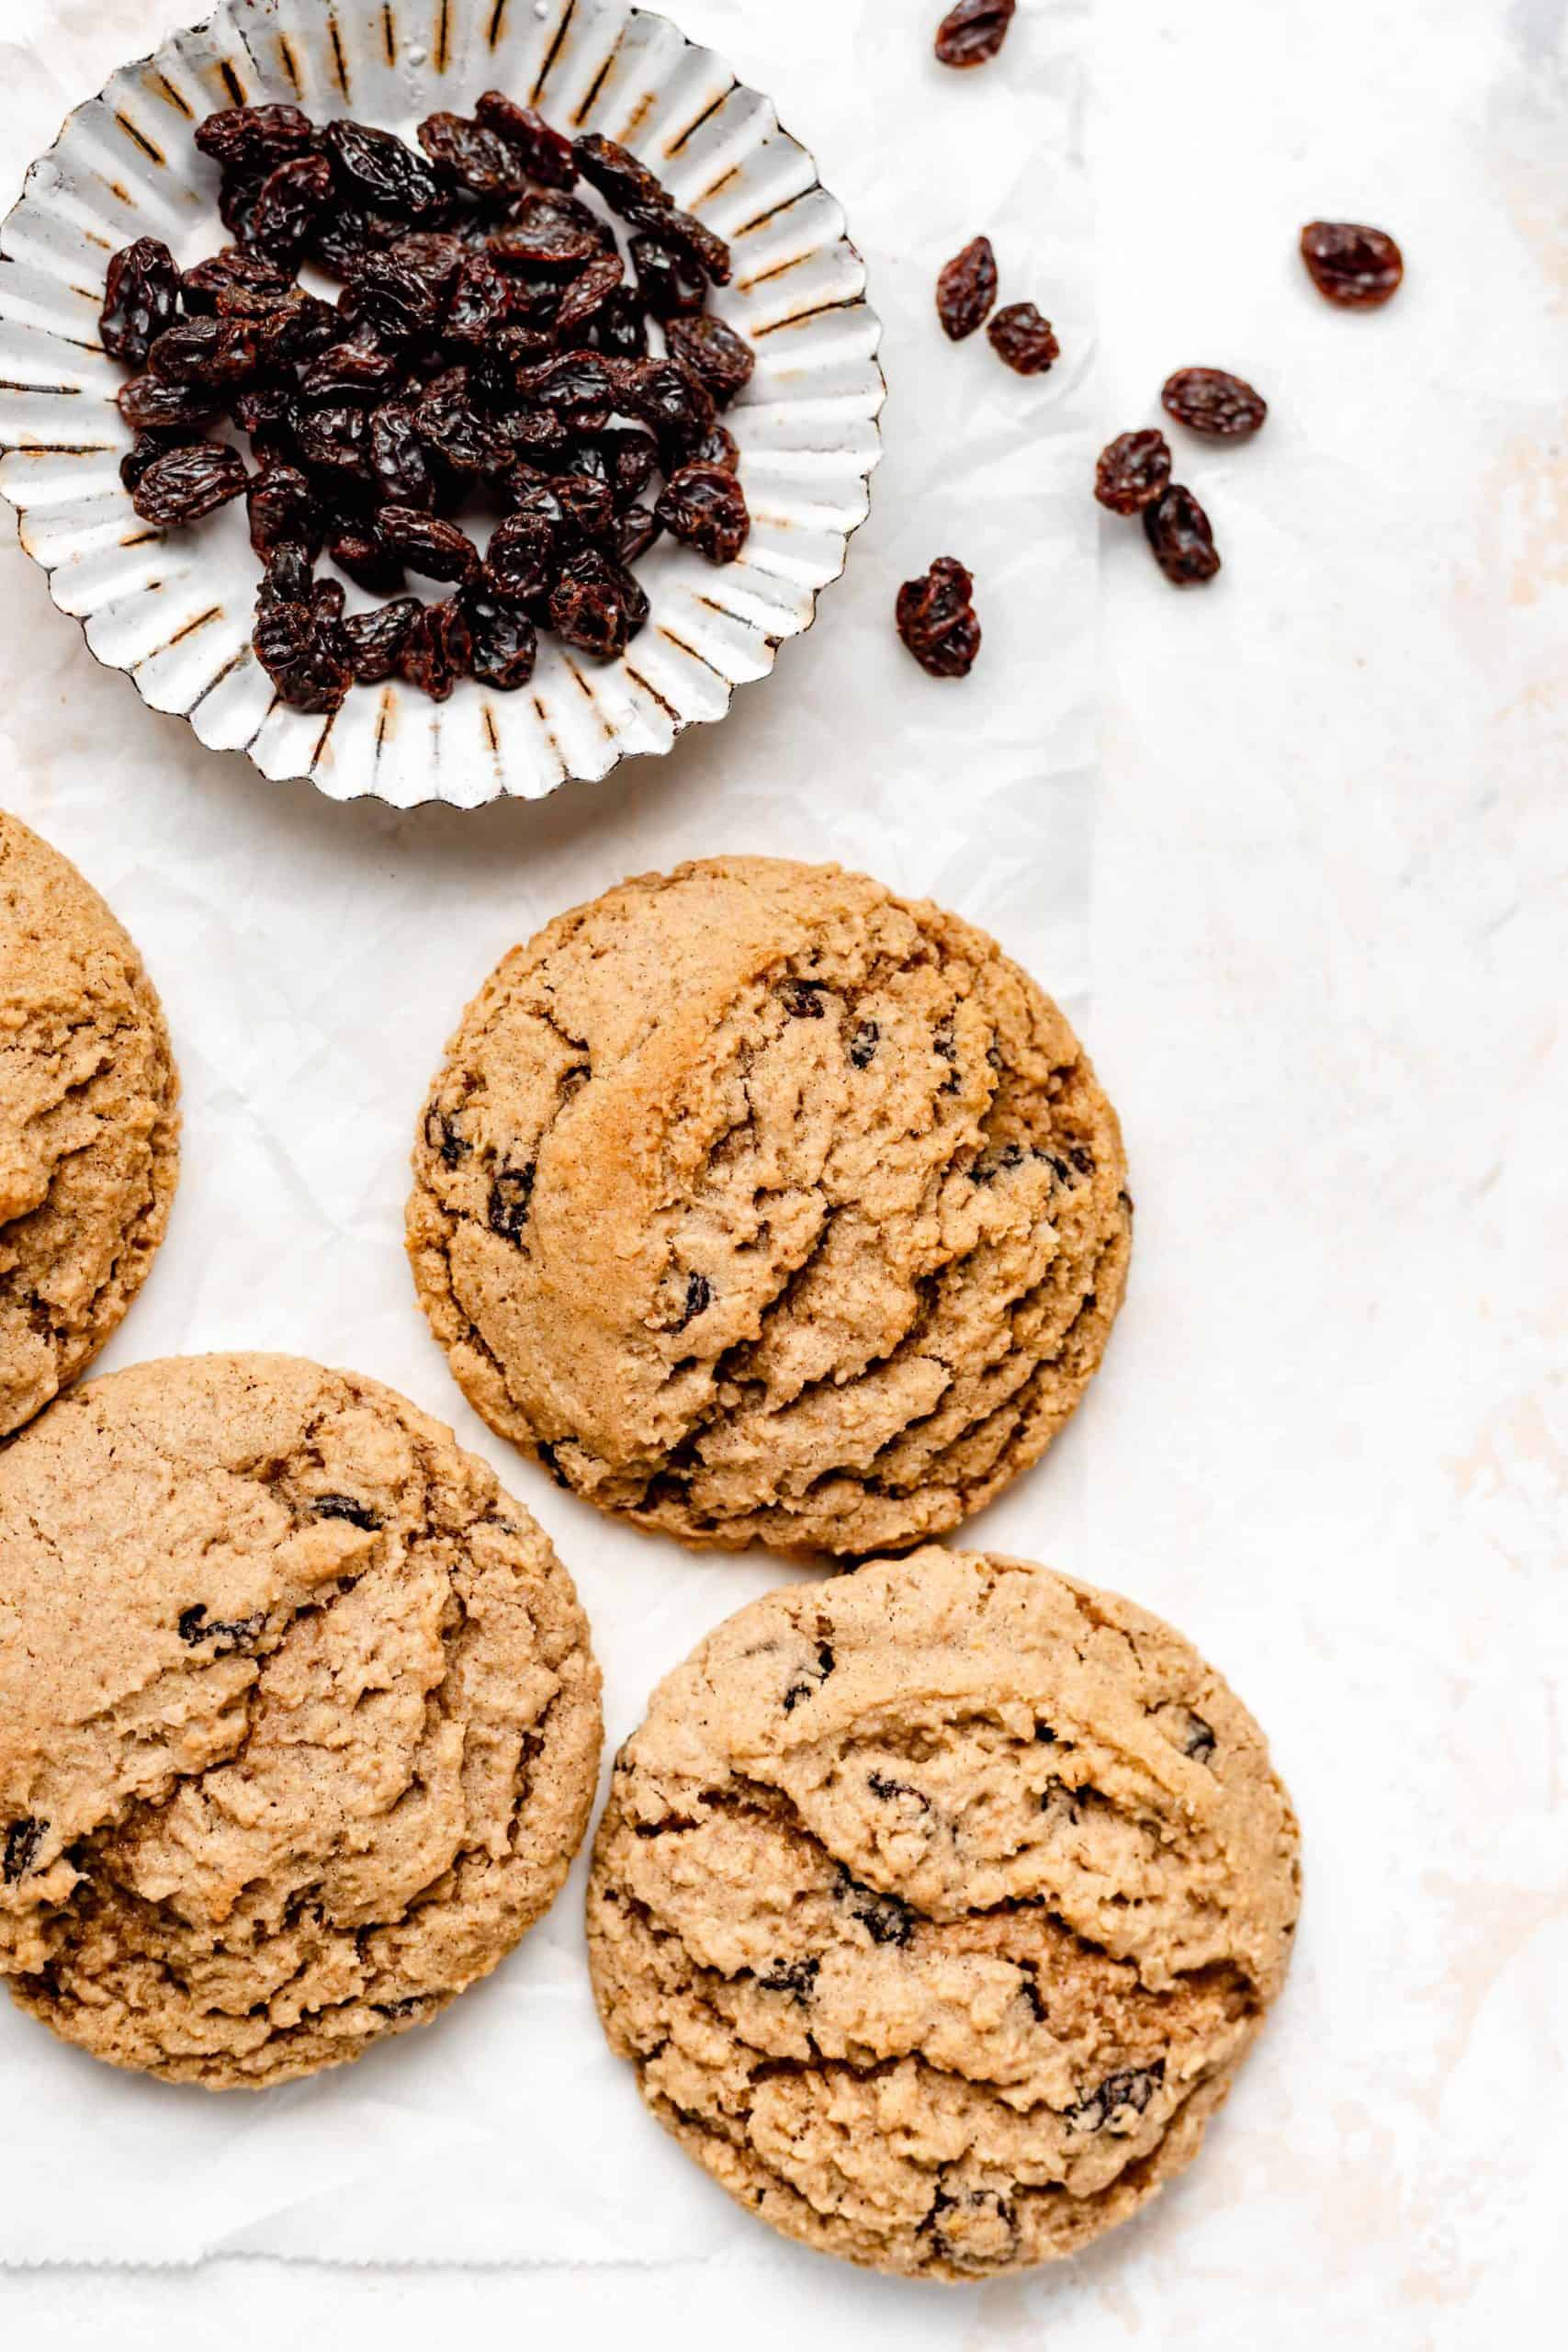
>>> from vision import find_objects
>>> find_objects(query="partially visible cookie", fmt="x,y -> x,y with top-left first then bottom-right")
408,857 -> 1131,1555
587,1547 -> 1300,2280
0,811 -> 179,1437
0,1353 -> 603,2089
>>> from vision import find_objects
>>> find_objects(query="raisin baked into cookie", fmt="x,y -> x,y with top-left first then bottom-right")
588,1548 -> 1300,2280
0,1353 -> 603,2088
408,858 -> 1130,1555
0,810 -> 179,1437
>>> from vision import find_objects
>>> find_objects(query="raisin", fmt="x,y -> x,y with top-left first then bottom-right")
757,1958 -> 819,2003
441,251 -> 512,348
219,169 -> 269,250
299,337 -> 400,403
596,424 -> 660,507
489,195 -> 609,270
1161,367 -> 1268,439
488,1162 -> 536,1239
1300,220 -> 1404,309
585,286 -> 650,359
181,246 -> 292,314
1143,482 -> 1221,585
100,237 -> 180,366
934,0 -> 1017,68
486,516 -> 558,603
464,583 -> 538,690
868,1770 -> 931,1810
417,112 -> 525,201
119,430 -> 192,491
387,232 -> 469,297
693,419 -> 740,474
556,253 -> 626,336
248,151 -> 333,266
176,1602 -> 265,1650
848,1019 -> 880,1068
897,556 -> 981,677
626,358 -> 715,457
936,235 -> 998,341
475,92 -> 578,191
1094,429 -> 1171,514
247,461 -> 323,559
673,1271 -> 713,1330
1065,2063 -> 1165,2133
310,205 -> 403,280
782,979 -> 827,1019
340,251 -> 446,345
232,380 -> 299,458
341,595 -> 423,684
573,132 -> 669,220
549,548 -> 649,657
1184,1713 -> 1217,1764
665,315 -> 754,408
312,1494 -> 381,1530
296,400 -> 369,476
513,351 -> 618,413
624,199 -> 731,288
629,231 -> 707,322
149,315 -> 260,389
253,589 -> 350,714
605,502 -> 662,566
656,461 -> 750,563
261,541 -> 314,607
398,595 -> 472,701
324,119 -> 443,220
833,1867 -> 916,1949
329,521 -> 407,594
197,104 -> 317,172
2,1817 -> 47,1884
412,374 -> 509,476
131,440 -> 248,526
988,301 -> 1059,374
378,504 -> 479,582
424,1105 -> 470,1166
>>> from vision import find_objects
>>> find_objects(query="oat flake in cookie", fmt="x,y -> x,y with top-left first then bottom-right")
407,857 -> 1131,1556
0,811 -> 179,1437
0,1354 -> 602,2088
587,1548 -> 1301,2280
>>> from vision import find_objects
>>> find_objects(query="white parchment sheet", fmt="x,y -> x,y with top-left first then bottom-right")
0,0 -> 1100,2266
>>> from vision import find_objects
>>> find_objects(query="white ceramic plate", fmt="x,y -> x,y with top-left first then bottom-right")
0,0 -> 885,808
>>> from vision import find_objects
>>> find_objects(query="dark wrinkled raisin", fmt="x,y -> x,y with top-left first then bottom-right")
1161,367 -> 1268,439
1065,2063 -> 1165,2133
625,358 -> 716,456
232,380 -> 299,458
149,315 -> 259,388
1094,429 -> 1171,514
665,315 -> 754,409
424,1105 -> 470,1166
253,589 -> 350,714
100,237 -> 180,366
324,119 -> 443,220
464,583 -> 538,690
782,979 -> 827,1018
549,548 -> 648,657
413,374 -> 511,475
629,230 -> 705,322
299,337 -> 399,403
556,253 -> 626,336
833,1867 -> 916,1949
758,1958 -> 819,2003
475,92 -> 578,191
784,1641 -> 836,1710
1143,482 -> 1221,585
897,555 -> 981,677
260,540 -> 314,607
398,595 -> 472,700
329,522 -> 406,594
1300,220 -> 1404,309
2,1817 -> 47,1884
181,246 -> 292,314
935,0 -> 1017,68
488,1162 -> 536,1239
341,596 -> 423,684
593,425 -> 660,508
367,401 -> 435,509
248,151 -> 333,265
486,516 -> 558,604
197,104 -> 317,173
849,1019 -> 880,1068
693,419 -> 739,475
673,1271 -> 713,1331
605,502 -> 661,565
489,195 -> 609,270
378,504 -> 479,582
251,289 -> 342,368
309,204 -> 404,280
988,301 -> 1059,375
441,251 -> 512,348
387,232 -> 469,296
131,440 -> 248,526
936,235 -> 998,341
656,461 -> 750,563
573,132 -> 668,220
296,399 -> 369,475
313,1493 -> 381,1531
118,430 -> 192,492
247,461 -> 323,559
1184,1713 -> 1217,1764
585,285 -> 650,359
624,198 -> 731,288
118,372 -> 221,431
176,1603 -> 267,1652
340,251 -> 446,345
417,112 -> 525,200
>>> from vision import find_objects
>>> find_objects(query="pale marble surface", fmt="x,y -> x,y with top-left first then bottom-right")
2,0 -> 1564,2340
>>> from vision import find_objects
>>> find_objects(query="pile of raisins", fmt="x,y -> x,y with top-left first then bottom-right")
102,100 -> 756,713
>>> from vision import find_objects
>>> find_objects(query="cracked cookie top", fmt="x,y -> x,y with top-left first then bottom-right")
0,811 -> 180,1438
0,1352 -> 603,2089
586,1547 -> 1300,2280
407,857 -> 1131,1556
